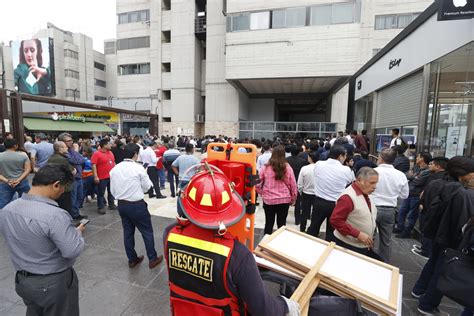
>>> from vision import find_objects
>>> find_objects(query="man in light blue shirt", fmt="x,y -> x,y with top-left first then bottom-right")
172,143 -> 200,217
31,133 -> 54,170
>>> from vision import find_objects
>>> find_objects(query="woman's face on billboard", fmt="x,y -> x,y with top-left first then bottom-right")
23,40 -> 37,66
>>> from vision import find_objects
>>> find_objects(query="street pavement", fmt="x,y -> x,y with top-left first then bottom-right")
0,185 -> 463,315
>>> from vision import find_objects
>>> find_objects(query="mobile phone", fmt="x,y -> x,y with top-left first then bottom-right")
79,219 -> 90,226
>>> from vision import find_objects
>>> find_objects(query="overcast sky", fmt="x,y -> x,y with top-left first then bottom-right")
0,0 -> 116,53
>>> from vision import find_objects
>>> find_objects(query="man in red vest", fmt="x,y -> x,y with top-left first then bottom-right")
163,164 -> 300,316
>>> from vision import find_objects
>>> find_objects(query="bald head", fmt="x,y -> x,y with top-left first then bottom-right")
53,141 -> 68,155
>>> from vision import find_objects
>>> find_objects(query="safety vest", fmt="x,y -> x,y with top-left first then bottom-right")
165,221 -> 247,316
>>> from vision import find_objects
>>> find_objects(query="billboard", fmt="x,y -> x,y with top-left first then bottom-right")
438,0 -> 474,21
11,37 -> 55,96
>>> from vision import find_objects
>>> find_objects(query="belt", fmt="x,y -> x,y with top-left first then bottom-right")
17,267 -> 70,277
376,205 -> 396,209
118,199 -> 144,204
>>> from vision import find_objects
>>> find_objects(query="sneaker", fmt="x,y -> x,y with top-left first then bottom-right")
417,306 -> 436,316
98,208 -> 106,215
411,248 -> 429,260
411,290 -> 423,299
156,195 -> 167,199
413,244 -> 422,251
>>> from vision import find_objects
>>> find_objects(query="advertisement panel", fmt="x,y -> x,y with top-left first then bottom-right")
438,0 -> 474,21
11,37 -> 55,96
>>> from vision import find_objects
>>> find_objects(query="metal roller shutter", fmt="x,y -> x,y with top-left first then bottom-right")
375,71 -> 423,128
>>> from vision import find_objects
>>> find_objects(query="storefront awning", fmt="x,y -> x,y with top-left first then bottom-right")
24,118 -> 113,132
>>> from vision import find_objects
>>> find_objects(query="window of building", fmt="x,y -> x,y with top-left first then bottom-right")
310,5 -> 332,25
117,36 -> 150,50
230,13 -> 250,31
117,10 -> 150,24
162,31 -> 171,43
65,89 -> 80,98
162,90 -> 171,100
104,41 -> 116,55
162,117 -> 171,122
272,10 -> 286,28
250,11 -> 270,30
285,7 -> 307,27
64,49 -> 79,60
65,69 -> 80,79
117,63 -> 151,75
332,3 -> 354,24
94,62 -> 106,71
162,0 -> 171,11
162,63 -> 171,72
375,13 -> 420,30
95,79 -> 107,88
94,95 -> 107,101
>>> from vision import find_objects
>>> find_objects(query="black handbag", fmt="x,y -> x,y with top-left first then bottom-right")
437,247 -> 474,309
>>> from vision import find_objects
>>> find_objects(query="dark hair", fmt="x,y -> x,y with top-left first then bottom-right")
99,139 -> 109,148
290,145 -> 300,156
431,157 -> 449,170
262,142 -> 271,152
418,152 -> 432,165
4,138 -> 17,149
392,128 -> 400,136
114,139 -> 123,148
447,156 -> 474,179
185,143 -> 194,153
350,130 -> 357,136
361,130 -> 367,136
19,39 -> 43,67
267,145 -> 287,181
328,146 -> 346,160
32,164 -> 73,187
308,141 -> 319,152
124,143 -> 140,159
360,151 -> 369,160
393,145 -> 406,155
308,151 -> 319,163
379,148 -> 397,164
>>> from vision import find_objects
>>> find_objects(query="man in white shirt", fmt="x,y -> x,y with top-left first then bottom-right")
110,143 -> 163,269
257,142 -> 272,171
389,128 -> 403,148
297,151 -> 318,232
371,148 -> 409,262
308,146 -> 355,241
140,142 -> 166,199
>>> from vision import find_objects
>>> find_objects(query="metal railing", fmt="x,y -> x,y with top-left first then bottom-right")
239,121 -> 337,139
195,16 -> 206,34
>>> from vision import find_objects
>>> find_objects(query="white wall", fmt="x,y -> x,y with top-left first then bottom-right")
330,83 -> 349,128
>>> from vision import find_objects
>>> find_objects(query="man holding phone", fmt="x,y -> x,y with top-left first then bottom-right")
0,164 -> 86,316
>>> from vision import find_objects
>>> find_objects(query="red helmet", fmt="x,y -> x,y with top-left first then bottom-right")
178,164 -> 245,230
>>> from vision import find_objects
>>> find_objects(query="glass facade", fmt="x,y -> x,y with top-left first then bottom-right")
421,42 -> 474,158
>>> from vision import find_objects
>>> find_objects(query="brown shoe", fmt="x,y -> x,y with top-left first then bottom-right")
149,255 -> 163,269
128,255 -> 144,268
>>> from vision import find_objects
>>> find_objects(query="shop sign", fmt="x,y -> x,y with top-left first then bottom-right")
73,111 -> 119,123
438,0 -> 474,21
445,126 -> 467,158
51,113 -> 85,123
389,58 -> 402,70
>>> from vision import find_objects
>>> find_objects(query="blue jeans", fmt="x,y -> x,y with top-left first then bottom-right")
0,179 -> 30,209
97,179 -> 114,209
413,244 -> 445,311
69,179 -> 83,218
462,308 -> 473,316
117,200 -> 157,262
167,167 -> 179,196
397,196 -> 420,234
176,180 -> 189,217
157,168 -> 166,188
80,176 -> 95,208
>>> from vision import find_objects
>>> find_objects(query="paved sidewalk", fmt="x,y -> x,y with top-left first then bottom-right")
0,186 -> 463,315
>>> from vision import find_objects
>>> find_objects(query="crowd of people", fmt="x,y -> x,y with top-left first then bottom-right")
0,128 -> 473,315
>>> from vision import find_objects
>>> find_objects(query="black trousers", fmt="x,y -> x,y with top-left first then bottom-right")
56,191 -> 72,213
334,237 -> 383,261
147,166 -> 163,198
307,197 -> 336,241
166,166 -> 179,196
263,203 -> 290,235
294,193 -> 302,224
15,268 -> 79,316
300,193 -> 315,232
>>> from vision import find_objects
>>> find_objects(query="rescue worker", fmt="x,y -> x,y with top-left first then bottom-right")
163,163 -> 300,315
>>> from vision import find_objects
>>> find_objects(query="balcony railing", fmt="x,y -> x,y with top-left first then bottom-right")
195,16 -> 206,40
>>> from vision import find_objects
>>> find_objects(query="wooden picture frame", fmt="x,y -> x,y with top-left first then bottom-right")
257,227 -> 400,315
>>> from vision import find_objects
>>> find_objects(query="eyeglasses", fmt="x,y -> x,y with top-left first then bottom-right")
64,140 -> 73,143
